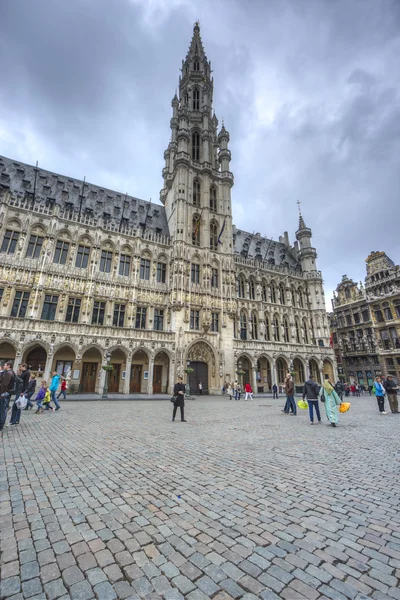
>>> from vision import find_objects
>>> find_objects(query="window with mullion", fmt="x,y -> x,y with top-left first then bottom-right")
191,263 -> 200,284
65,297 -> 81,323
211,268 -> 219,288
190,309 -> 200,330
76,245 -> 90,268
100,250 -> 113,273
1,230 -> 20,254
119,254 -> 131,277
41,295 -> 59,321
92,301 -> 106,325
211,312 -> 219,332
10,291 -> 30,318
156,262 -> 166,283
53,240 -> 70,265
154,309 -> 164,331
136,306 -> 147,329
26,234 -> 44,259
140,258 -> 150,280
113,303 -> 126,327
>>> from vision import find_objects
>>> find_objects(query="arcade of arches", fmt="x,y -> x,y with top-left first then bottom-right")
0,338 -> 335,396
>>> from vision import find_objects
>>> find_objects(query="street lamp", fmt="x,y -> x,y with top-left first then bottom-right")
102,351 -> 112,399
185,360 -> 192,396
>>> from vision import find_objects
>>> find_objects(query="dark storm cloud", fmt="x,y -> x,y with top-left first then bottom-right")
1,0 -> 399,308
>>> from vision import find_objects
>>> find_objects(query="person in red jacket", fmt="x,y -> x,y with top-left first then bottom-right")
57,378 -> 67,400
244,383 -> 253,401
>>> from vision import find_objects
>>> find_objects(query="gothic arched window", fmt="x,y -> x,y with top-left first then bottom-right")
192,132 -> 200,161
193,60 -> 200,72
192,215 -> 200,246
298,289 -> 304,308
249,278 -> 255,300
303,319 -> 309,344
273,315 -> 280,342
238,277 -> 245,298
210,222 -> 218,251
193,88 -> 200,110
193,178 -> 201,207
262,280 -> 268,302
240,311 -> 247,340
250,311 -> 258,340
270,284 -> 277,304
279,284 -> 286,305
277,358 -> 287,383
210,185 -> 217,212
295,319 -> 301,343
283,316 -> 290,342
264,313 -> 271,341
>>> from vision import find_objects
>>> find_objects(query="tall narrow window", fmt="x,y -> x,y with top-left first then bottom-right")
193,179 -> 201,206
295,319 -> 301,343
211,312 -> 219,332
154,309 -> 164,331
264,314 -> 270,341
10,291 -> 30,318
100,250 -> 112,273
76,245 -> 90,268
270,284 -> 276,304
303,319 -> 309,344
193,60 -> 200,72
41,295 -> 58,321
191,263 -> 200,284
262,281 -> 268,302
190,309 -> 200,330
193,88 -> 200,110
279,284 -> 286,305
136,307 -> 147,329
156,261 -> 167,283
26,235 -> 44,259
210,222 -> 218,250
119,254 -> 131,276
210,186 -> 217,212
273,315 -> 280,341
238,277 -> 245,298
298,290 -> 304,308
92,301 -> 106,326
283,316 -> 290,342
192,132 -> 200,161
250,312 -> 258,339
140,258 -> 151,280
53,240 -> 69,265
240,312 -> 247,340
1,230 -> 19,254
192,216 -> 200,246
211,268 -> 219,288
65,297 -> 81,323
249,279 -> 255,300
113,303 -> 126,327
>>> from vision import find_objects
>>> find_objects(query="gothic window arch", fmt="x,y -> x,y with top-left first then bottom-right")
193,178 -> 201,207
279,284 -> 286,305
276,358 -> 287,384
192,131 -> 200,161
283,315 -> 290,342
250,311 -> 258,340
210,185 -> 217,212
298,288 -> 304,308
295,318 -> 301,343
193,60 -> 200,71
270,283 -> 277,304
273,314 -> 280,342
192,214 -> 200,246
249,278 -> 255,300
240,310 -> 247,340
210,221 -> 218,251
262,280 -> 268,302
264,313 -> 271,341
291,287 -> 296,306
303,318 -> 309,344
193,88 -> 200,110
237,276 -> 245,298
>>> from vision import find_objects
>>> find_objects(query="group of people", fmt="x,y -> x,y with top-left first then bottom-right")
0,361 -> 66,433
224,381 -> 254,401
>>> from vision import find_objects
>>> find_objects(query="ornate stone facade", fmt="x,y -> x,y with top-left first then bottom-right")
0,24 -> 335,394
330,251 -> 400,386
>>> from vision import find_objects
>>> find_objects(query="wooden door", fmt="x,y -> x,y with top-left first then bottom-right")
130,365 -> 142,393
153,365 -> 162,393
188,361 -> 209,394
82,362 -> 98,393
108,364 -> 121,393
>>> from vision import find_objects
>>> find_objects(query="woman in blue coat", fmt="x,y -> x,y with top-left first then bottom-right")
320,374 -> 342,427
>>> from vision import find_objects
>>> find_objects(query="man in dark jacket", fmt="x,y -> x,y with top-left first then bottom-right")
284,375 -> 296,415
9,363 -> 30,426
383,375 -> 399,413
303,375 -> 322,424
172,376 -> 187,422
272,383 -> 278,399
0,361 -> 15,433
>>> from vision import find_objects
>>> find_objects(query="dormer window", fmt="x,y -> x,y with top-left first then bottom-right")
193,60 -> 200,71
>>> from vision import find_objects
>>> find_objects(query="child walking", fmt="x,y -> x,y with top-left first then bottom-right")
35,381 -> 54,414
57,378 -> 67,400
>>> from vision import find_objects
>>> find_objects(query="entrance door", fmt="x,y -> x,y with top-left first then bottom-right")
82,362 -> 98,393
188,361 -> 209,394
108,364 -> 121,393
130,365 -> 142,393
153,365 -> 162,393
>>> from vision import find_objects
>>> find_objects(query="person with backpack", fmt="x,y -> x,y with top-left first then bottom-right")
49,371 -> 61,410
303,374 -> 322,424
0,361 -> 16,433
272,383 -> 279,399
8,364 -> 30,426
372,376 -> 387,414
24,373 -> 37,410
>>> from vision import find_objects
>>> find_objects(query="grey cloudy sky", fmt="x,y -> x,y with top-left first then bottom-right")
1,0 -> 400,309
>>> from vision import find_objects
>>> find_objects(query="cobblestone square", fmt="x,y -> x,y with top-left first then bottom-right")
1,396 -> 399,600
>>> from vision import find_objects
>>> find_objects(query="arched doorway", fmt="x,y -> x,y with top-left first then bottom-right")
81,347 -> 102,393
53,345 -> 76,378
309,358 -> 321,384
293,358 -> 305,386
130,350 -> 149,393
0,341 -> 16,363
108,348 -> 126,393
276,357 -> 288,385
236,355 -> 251,390
153,352 -> 169,393
24,345 -> 47,375
323,359 -> 334,382
257,356 -> 272,392
187,341 -> 215,395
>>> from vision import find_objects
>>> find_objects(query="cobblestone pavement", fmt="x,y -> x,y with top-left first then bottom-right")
1,396 -> 399,600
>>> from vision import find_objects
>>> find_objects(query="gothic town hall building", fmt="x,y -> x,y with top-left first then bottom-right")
0,24 -> 335,395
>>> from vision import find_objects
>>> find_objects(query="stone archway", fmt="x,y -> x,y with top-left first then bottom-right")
187,341 -> 215,395
130,350 -> 149,393
257,356 -> 272,392
153,351 -> 170,394
323,359 -> 334,381
23,345 -> 47,376
0,341 -> 16,364
81,347 -> 103,393
309,358 -> 321,384
293,358 -> 306,386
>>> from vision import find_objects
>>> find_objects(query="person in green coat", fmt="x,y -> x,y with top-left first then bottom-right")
320,374 -> 342,427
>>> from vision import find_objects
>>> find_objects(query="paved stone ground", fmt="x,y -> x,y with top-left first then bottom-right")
1,396 -> 399,600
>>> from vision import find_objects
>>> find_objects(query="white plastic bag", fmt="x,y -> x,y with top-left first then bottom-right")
16,395 -> 28,409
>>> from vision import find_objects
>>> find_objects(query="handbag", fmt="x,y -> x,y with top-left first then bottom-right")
170,396 -> 176,403
320,390 -> 325,403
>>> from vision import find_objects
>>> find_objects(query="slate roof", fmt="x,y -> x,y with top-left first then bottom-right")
233,226 -> 299,269
0,155 -> 170,237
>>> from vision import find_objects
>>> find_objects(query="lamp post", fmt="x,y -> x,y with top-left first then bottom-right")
238,360 -> 243,387
185,360 -> 191,396
102,351 -> 112,399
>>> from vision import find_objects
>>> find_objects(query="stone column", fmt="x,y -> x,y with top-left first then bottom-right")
272,361 -> 278,386
252,364 -> 258,395
44,352 -> 54,383
123,357 -> 132,395
147,355 -> 154,395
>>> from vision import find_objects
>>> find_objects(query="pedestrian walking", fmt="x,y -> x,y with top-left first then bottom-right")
303,374 -> 322,424
57,378 -> 67,400
172,376 -> 186,422
283,374 -> 296,415
49,371 -> 61,410
335,381 -> 343,401
227,383 -> 233,400
42,386 -> 54,412
236,384 -> 241,401
383,375 -> 399,414
0,362 -> 15,433
35,381 -> 48,414
198,382 -> 203,395
373,377 -> 387,414
244,382 -> 253,401
24,373 -> 37,410
9,364 -> 30,426
272,383 -> 278,399
320,374 -> 342,427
